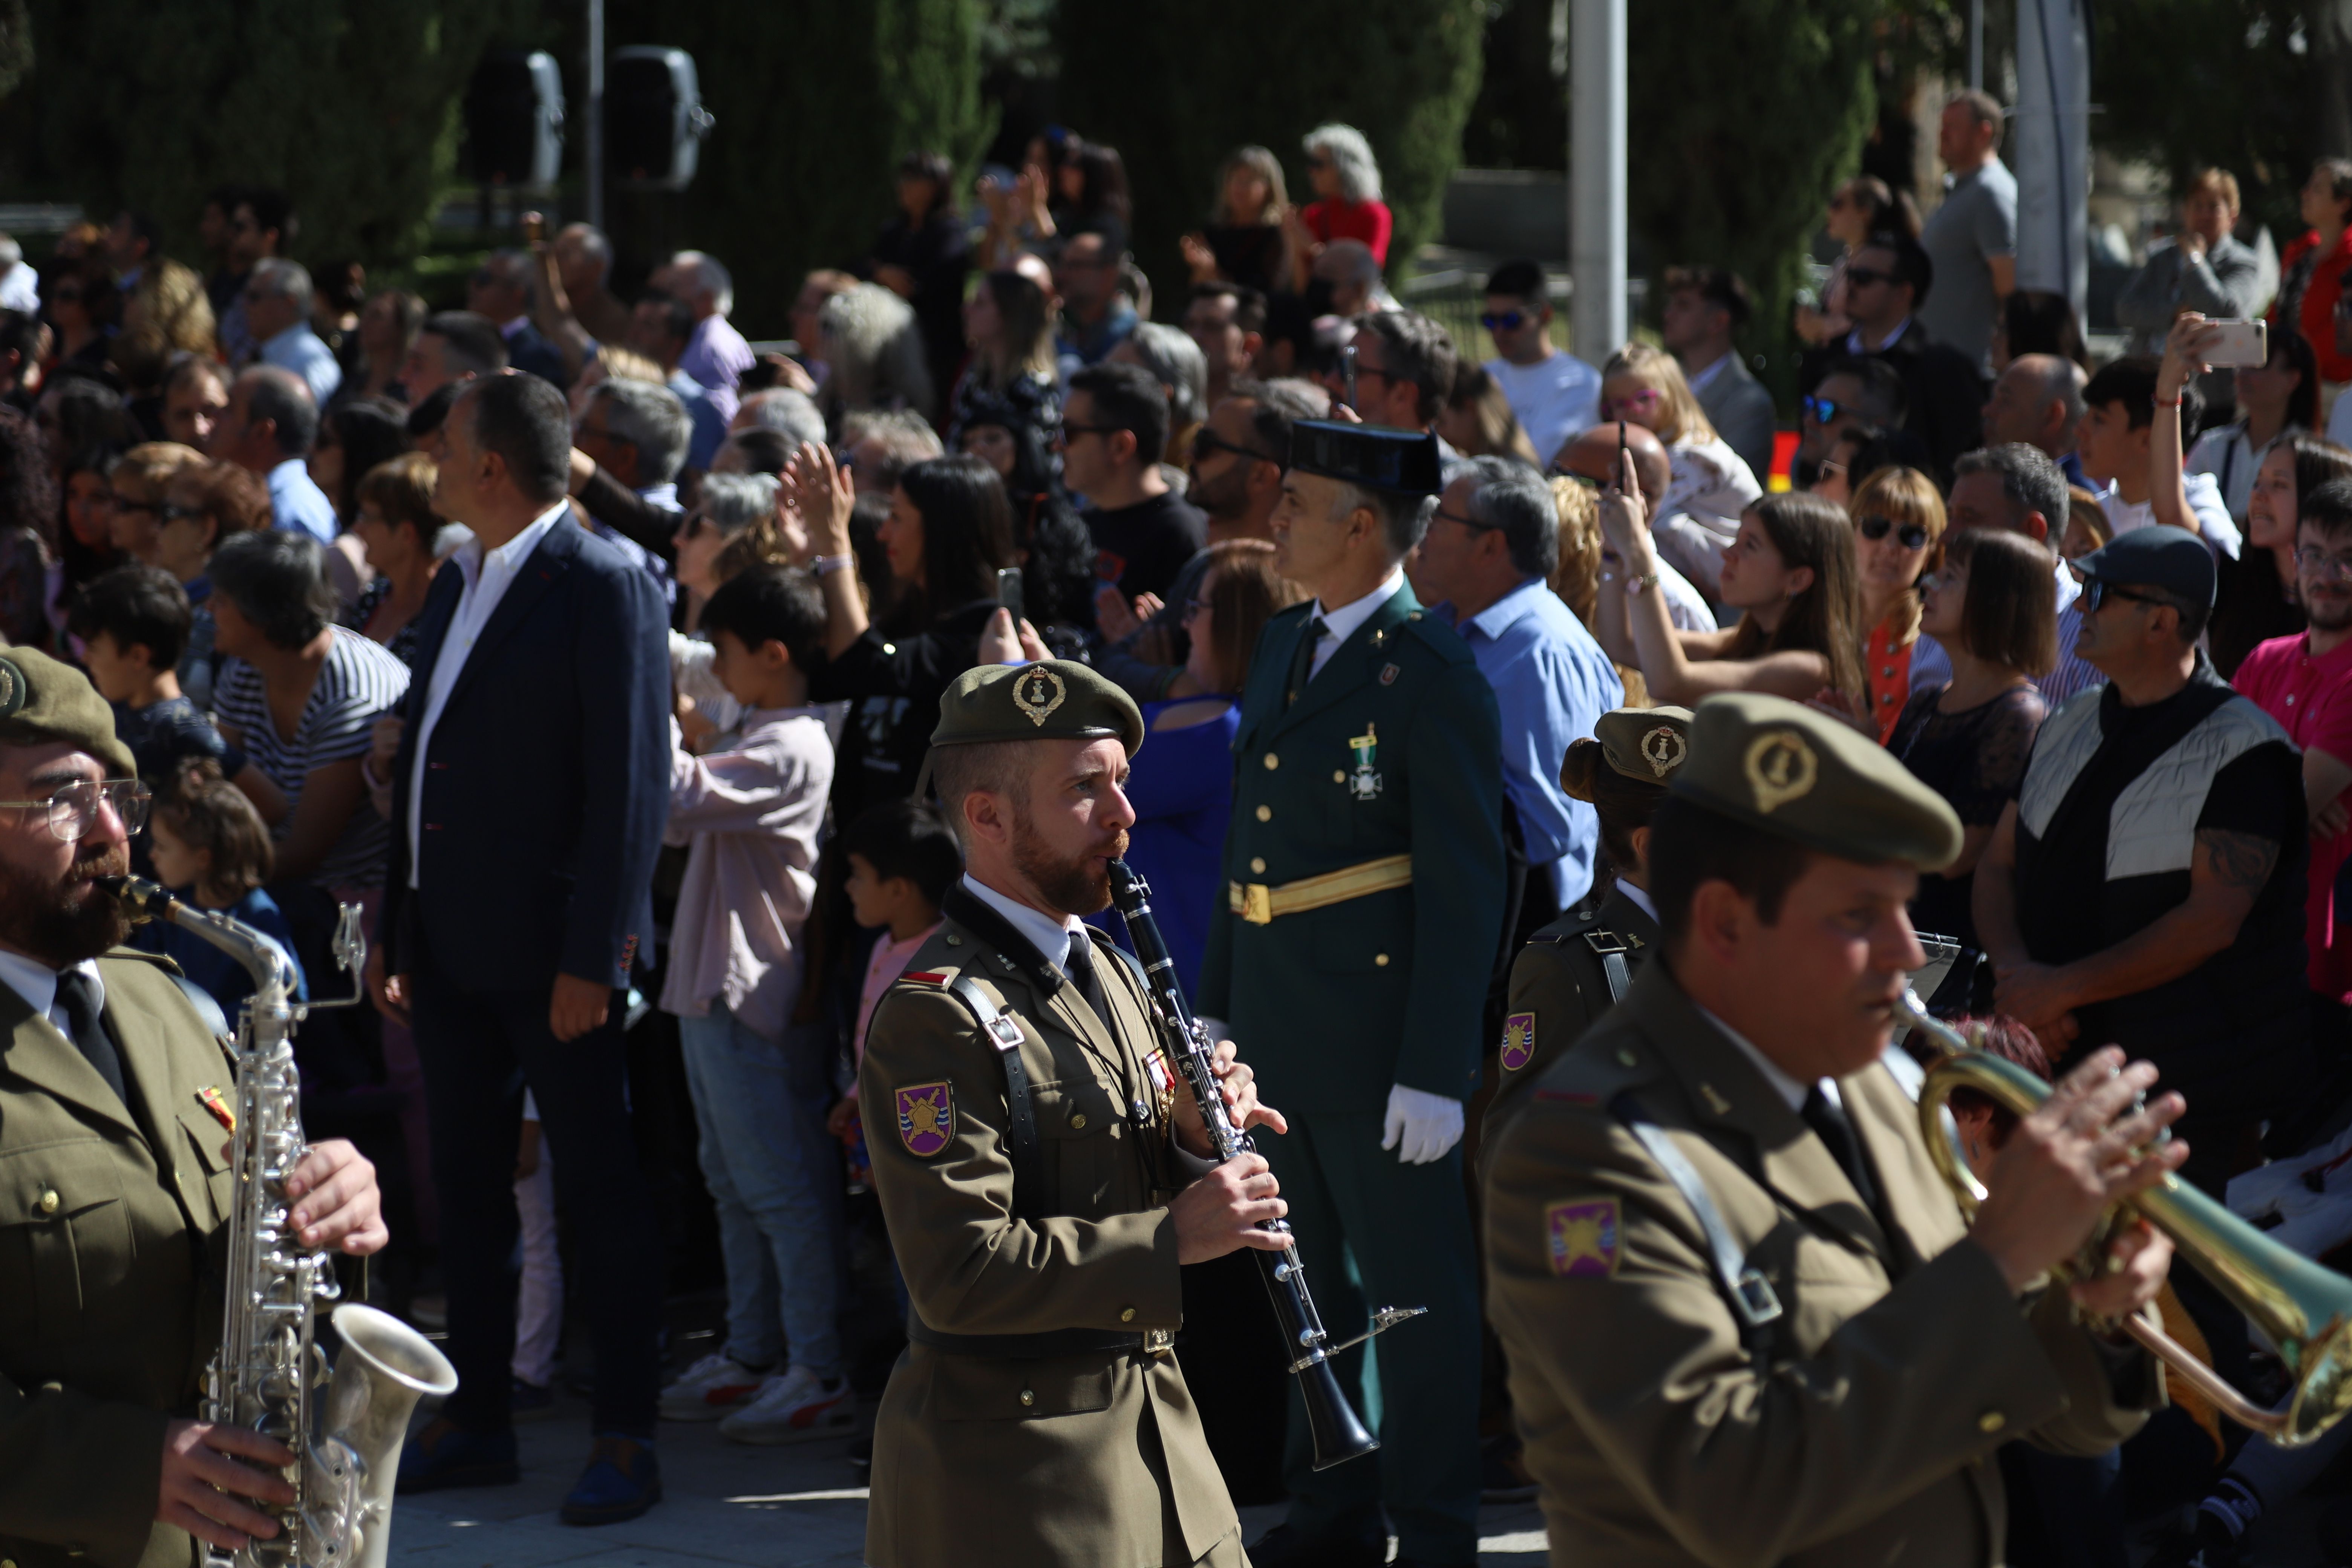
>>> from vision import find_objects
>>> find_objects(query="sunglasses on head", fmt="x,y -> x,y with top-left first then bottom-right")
1857,514 -> 1930,550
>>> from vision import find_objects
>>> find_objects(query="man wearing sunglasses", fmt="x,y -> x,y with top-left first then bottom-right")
1479,259 -> 1599,469
1798,234 -> 1984,484
1976,526 -> 2309,1204
0,647 -> 388,1562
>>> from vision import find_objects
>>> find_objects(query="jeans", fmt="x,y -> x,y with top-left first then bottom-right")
677,1001 -> 845,1377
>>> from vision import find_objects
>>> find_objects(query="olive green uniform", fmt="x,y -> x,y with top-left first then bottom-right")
859,887 -> 1243,1568
0,950 -> 236,1568
1483,885 -> 1660,1156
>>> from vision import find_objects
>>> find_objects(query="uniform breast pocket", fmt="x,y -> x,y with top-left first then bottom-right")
930,1350 -> 1117,1421
178,1107 -> 236,1223
1032,1078 -> 1125,1213
0,1145 -> 133,1348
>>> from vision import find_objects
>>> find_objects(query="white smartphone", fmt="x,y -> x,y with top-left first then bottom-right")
2203,319 -> 2268,368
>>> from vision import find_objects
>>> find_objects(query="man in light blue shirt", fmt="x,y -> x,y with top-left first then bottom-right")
242,258 -> 341,406
210,365 -> 337,545
1412,455 -> 1623,922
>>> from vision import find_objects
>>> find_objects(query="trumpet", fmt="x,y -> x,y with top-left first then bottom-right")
1900,993 -> 2352,1446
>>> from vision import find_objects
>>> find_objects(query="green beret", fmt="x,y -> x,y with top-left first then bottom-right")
0,649 -> 135,778
1569,706 -> 1694,798
931,660 -> 1145,758
1668,692 -> 1960,871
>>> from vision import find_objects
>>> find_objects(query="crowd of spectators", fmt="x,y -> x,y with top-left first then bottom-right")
11,96 -> 2352,1552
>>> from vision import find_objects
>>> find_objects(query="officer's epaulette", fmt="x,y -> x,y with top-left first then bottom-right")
100,945 -> 185,978
891,965 -> 957,990
1525,903 -> 1605,948
1395,607 -> 1480,666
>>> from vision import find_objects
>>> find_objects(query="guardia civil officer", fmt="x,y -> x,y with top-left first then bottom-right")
1484,691 -> 2181,1568
859,660 -> 1286,1568
1484,706 -> 1690,1153
0,649 -> 387,1566
1196,420 -> 1504,1568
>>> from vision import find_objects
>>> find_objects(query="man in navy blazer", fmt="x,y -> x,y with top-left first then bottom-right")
369,373 -> 672,1524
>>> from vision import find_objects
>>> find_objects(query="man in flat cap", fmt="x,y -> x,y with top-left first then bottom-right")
1484,691 -> 2179,1568
1197,419 -> 1504,1568
861,660 -> 1288,1568
0,649 -> 387,1566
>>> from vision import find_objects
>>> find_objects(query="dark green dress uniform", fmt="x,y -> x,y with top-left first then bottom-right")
0,649 -> 247,1568
1482,694 -> 2163,1568
1196,424 -> 1505,1566
862,662 -> 1244,1568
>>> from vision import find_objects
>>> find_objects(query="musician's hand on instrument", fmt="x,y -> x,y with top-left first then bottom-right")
2069,1215 -> 2174,1320
1382,1083 -> 1465,1164
1967,1047 -> 2188,1294
282,1138 -> 388,1256
550,972 -> 612,1042
1171,1151 -> 1291,1263
159,1417 -> 296,1549
1173,1040 -> 1289,1156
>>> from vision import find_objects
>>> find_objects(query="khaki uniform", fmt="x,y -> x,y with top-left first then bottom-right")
1484,886 -> 1661,1156
1483,962 -> 2161,1568
0,950 -> 235,1568
859,888 -> 1242,1568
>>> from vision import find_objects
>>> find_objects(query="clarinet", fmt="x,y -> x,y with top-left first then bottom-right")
1108,859 -> 1422,1470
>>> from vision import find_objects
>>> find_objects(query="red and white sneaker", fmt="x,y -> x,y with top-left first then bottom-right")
658,1350 -> 772,1421
719,1365 -> 854,1445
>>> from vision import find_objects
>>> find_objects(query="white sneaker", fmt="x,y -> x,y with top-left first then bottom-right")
718,1365 -> 854,1445
658,1350 -> 773,1421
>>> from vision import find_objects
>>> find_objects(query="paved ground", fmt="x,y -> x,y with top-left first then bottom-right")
383,1383 -> 1550,1567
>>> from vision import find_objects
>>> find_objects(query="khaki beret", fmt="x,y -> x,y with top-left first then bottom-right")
931,660 -> 1145,758
1668,692 -> 1960,871
1563,706 -> 1695,799
0,648 -> 135,778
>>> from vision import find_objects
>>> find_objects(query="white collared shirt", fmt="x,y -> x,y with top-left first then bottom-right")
1695,1001 -> 1841,1114
960,874 -> 1087,974
1684,351 -> 1733,396
407,500 -> 568,888
0,948 -> 106,1042
1844,316 -> 1912,356
1306,565 -> 1407,680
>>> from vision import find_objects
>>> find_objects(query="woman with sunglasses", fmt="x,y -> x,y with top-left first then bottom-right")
1596,472 -> 1866,710
1598,342 -> 1761,586
1846,465 -> 1947,741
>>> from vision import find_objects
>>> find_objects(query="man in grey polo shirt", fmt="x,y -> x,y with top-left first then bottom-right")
1920,89 -> 2018,374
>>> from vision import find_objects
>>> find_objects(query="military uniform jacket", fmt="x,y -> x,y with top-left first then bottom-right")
0,951 -> 236,1568
1483,962 -> 2160,1568
1195,583 -> 1504,1113
1484,884 -> 1661,1156
858,887 -> 1240,1568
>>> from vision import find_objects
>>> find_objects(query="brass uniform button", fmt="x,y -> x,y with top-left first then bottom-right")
1333,770 -> 1347,782
1071,1113 -> 1087,1130
1977,1410 -> 2006,1433
1263,753 -> 1280,770
1120,1307 -> 1136,1322
1256,805 -> 1272,822
1019,1388 -> 1035,1407
1374,953 -> 1389,967
37,1189 -> 58,1216
1250,857 -> 1266,874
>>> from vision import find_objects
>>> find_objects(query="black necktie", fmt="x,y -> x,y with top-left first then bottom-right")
1286,617 -> 1328,707
1801,1083 -> 1881,1218
1063,936 -> 1111,1029
55,969 -> 126,1103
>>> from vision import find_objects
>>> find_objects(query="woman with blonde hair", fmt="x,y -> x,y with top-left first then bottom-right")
1182,145 -> 1294,297
1438,363 -> 1540,464
945,266 -> 1060,446
1600,341 -> 1761,585
1846,465 -> 1947,741
1548,475 -> 1647,704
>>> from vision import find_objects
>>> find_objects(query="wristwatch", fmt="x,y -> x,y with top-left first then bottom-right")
1626,570 -> 1660,598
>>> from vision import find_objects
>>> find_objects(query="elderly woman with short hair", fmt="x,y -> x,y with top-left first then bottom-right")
1288,122 -> 1393,293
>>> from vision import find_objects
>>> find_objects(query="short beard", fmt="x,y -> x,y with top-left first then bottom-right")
0,840 -> 132,968
2308,593 -> 2352,634
1187,460 -> 1253,521
1010,797 -> 1128,917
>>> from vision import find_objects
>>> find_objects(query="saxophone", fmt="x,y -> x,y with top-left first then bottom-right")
100,876 -> 457,1568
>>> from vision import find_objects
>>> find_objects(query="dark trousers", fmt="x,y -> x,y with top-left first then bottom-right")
411,959 -> 664,1436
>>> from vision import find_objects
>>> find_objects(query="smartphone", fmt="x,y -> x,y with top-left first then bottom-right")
2204,319 -> 2267,368
1617,420 -> 1630,489
522,210 -> 545,243
1341,343 -> 1358,413
995,566 -> 1025,622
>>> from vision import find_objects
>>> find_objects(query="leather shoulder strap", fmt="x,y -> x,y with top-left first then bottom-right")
944,972 -> 1047,1221
1609,1092 -> 1784,1360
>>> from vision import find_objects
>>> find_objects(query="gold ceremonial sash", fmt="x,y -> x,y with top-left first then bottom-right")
1229,854 -> 1413,925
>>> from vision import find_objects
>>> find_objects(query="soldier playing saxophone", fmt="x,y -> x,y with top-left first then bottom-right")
0,650 -> 387,1567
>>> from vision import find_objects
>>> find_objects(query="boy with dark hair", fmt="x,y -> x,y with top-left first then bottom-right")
655,562 -> 850,1444
68,564 -> 239,788
2076,353 -> 2238,552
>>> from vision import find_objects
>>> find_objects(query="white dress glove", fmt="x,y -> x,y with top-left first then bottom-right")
1381,1083 -> 1465,1165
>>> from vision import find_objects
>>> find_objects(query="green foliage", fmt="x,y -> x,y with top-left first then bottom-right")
0,0 -> 29,106
2094,0 -> 2320,242
1054,0 -> 1486,303
604,0 -> 992,337
1461,0 -> 1566,171
1628,0 -> 1884,402
18,0 -> 532,265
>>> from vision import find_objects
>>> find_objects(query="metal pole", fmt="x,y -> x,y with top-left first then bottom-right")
585,0 -> 605,231
1969,0 -> 1984,89
1570,0 -> 1626,362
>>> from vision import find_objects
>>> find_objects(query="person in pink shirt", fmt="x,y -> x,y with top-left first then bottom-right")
2234,478 -> 2352,1004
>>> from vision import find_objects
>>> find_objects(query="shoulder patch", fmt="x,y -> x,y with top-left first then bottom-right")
1501,1012 -> 1536,1072
895,1081 -> 955,1156
1546,1197 -> 1620,1278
